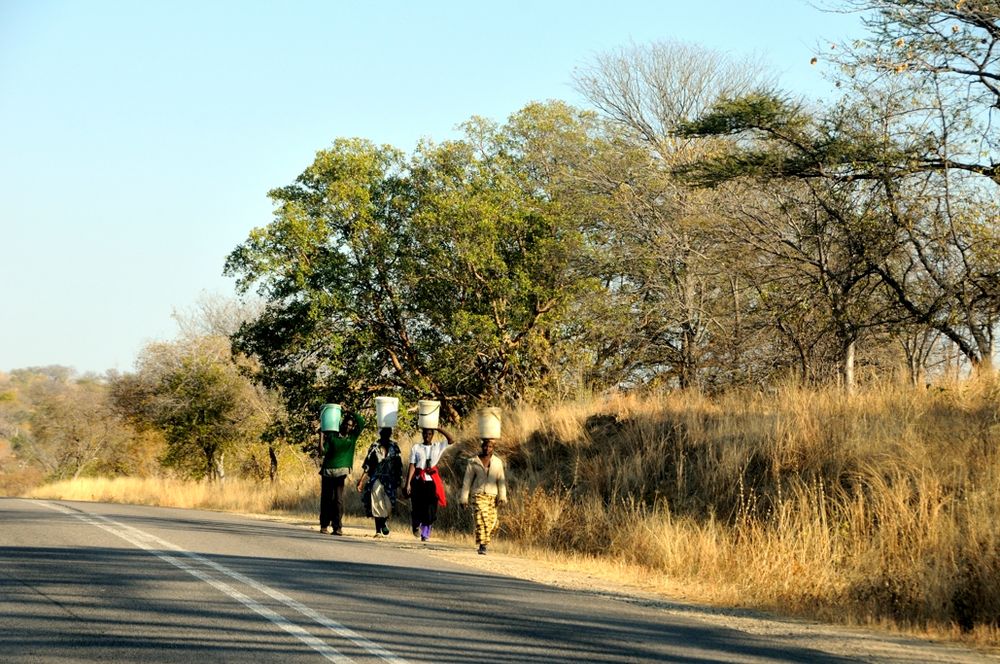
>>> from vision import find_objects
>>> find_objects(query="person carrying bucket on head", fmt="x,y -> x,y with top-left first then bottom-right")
318,403 -> 365,536
356,397 -> 403,537
405,399 -> 453,542
460,408 -> 507,555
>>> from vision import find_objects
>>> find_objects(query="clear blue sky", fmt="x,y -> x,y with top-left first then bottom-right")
0,0 -> 861,375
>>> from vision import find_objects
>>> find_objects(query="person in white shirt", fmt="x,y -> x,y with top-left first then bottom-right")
404,426 -> 454,542
460,438 -> 507,555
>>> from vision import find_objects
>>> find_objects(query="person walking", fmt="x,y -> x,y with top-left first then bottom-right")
459,438 -> 507,555
405,426 -> 454,542
355,427 -> 403,537
319,409 -> 365,536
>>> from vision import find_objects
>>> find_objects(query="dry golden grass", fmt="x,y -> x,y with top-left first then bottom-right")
458,379 -> 999,643
23,377 -> 1000,645
26,475 -> 318,516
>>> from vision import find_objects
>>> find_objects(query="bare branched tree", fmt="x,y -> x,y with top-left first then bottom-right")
574,40 -> 772,159
572,41 -> 774,389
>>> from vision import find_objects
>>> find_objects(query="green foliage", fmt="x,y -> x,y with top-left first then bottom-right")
673,91 -> 924,187
225,103 -> 607,428
674,91 -> 807,138
113,337 -> 266,481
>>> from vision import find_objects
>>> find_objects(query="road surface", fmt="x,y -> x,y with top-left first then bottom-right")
0,498 -> 990,663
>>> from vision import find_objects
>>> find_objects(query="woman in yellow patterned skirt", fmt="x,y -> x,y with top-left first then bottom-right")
459,438 -> 507,555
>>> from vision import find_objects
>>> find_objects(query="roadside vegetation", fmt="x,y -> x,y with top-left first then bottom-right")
21,379 -> 1000,647
2,0 -> 998,648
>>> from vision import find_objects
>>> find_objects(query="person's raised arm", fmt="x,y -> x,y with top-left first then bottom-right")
436,427 -> 454,446
343,411 -> 366,443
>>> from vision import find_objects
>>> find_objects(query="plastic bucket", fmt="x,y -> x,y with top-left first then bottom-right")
319,404 -> 342,432
374,396 -> 399,428
417,399 -> 440,429
478,407 -> 502,439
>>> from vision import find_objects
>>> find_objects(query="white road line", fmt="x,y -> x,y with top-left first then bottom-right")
113,515 -> 408,664
41,502 -> 348,663
39,501 -> 408,664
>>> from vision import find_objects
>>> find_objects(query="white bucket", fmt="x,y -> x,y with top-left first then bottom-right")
374,396 -> 398,428
417,399 -> 440,429
478,407 -> 502,439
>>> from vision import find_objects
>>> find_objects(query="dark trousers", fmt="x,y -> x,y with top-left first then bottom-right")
410,480 -> 439,527
410,504 -> 420,533
320,474 -> 346,530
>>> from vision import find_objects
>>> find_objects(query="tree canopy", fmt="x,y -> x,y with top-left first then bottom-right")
224,102 -> 609,426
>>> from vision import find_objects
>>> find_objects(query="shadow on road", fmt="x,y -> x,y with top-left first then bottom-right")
0,500 -> 859,663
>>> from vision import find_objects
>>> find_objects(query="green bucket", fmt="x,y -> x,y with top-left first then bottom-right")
320,404 -> 342,432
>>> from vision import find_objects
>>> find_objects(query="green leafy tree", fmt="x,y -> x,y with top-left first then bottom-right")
225,103 -> 605,427
114,337 -> 265,481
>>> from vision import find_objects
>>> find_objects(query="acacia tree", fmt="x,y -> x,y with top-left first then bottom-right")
676,83 -> 1000,379
674,93 -> 925,389
225,103 -> 606,426
830,0 -> 999,184
826,1 -> 1000,371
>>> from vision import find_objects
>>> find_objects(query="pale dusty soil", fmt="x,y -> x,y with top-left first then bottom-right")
324,519 -> 1000,664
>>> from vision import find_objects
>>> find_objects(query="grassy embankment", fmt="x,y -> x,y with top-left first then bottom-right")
27,379 -> 1000,645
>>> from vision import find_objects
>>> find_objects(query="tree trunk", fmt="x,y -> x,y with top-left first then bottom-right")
679,323 -> 699,390
269,445 -> 278,482
205,447 -> 214,482
205,447 -> 225,484
969,327 -> 994,375
908,352 -> 922,388
842,339 -> 856,394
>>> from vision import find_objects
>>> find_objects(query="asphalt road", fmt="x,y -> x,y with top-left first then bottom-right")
0,498 -> 864,663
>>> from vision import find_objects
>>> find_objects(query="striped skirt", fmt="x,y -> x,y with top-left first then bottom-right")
473,493 -> 499,545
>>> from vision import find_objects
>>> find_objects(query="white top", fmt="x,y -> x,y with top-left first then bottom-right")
409,441 -> 449,479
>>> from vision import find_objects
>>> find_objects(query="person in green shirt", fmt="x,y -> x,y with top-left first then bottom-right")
318,409 -> 366,535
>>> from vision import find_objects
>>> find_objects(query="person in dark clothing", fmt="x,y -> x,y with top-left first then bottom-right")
355,427 -> 403,536
319,410 -> 365,535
